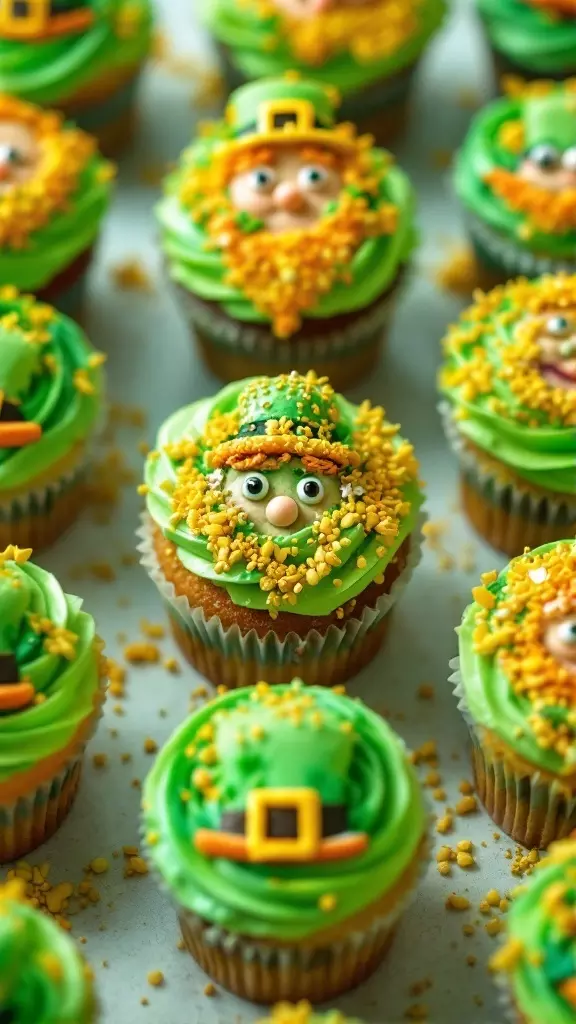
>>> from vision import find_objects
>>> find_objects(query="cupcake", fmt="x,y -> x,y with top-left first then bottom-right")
258,1007 -> 364,1024
157,75 -> 416,389
140,371 -> 423,689
476,0 -> 576,86
0,290 -> 105,551
491,836 -> 576,1024
452,539 -> 576,848
0,1 -> 153,157
142,680 -> 428,1003
439,273 -> 576,557
454,83 -> 576,290
0,877 -> 97,1021
202,0 -> 446,145
0,546 -> 107,862
0,94 -> 113,317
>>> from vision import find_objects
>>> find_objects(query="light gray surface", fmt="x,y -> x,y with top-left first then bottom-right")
27,1 -> 521,1021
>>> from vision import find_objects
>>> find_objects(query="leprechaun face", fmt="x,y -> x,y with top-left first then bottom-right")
518,143 -> 576,193
228,146 -> 343,234
226,461 -> 341,535
534,311 -> 576,389
543,612 -> 576,673
0,122 -> 39,191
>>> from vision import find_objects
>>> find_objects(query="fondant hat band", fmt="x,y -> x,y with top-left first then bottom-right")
0,0 -> 93,41
207,431 -> 359,471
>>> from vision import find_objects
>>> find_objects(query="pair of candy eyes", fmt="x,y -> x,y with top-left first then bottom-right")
242,472 -> 325,505
526,143 -> 576,173
248,165 -> 330,194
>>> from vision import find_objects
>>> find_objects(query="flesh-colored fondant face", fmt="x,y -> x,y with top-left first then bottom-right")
544,613 -> 576,673
534,311 -> 576,389
0,122 -> 40,191
226,461 -> 342,535
272,0 -> 372,15
519,144 -> 576,193
228,147 -> 343,234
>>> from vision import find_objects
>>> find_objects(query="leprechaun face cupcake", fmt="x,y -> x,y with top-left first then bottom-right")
140,371 -> 423,689
476,0 -> 576,84
157,75 -> 416,389
455,84 -> 576,289
0,289 -> 105,550
454,539 -> 576,848
0,1 -> 153,157
439,273 -> 576,556
202,0 -> 446,145
0,546 -> 107,862
491,836 -> 576,1024
0,94 -> 113,315
142,681 -> 428,1004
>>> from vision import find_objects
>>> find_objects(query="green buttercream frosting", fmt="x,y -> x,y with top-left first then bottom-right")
144,374 -> 423,617
496,838 -> 576,1024
0,879 -> 95,1023
439,274 -> 576,494
0,553 -> 102,784
202,0 -> 446,93
0,292 -> 104,493
142,682 -> 426,941
0,0 -> 152,107
458,540 -> 576,777
476,0 -> 576,75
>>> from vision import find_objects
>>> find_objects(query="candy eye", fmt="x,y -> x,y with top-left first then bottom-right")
562,146 -> 576,173
296,476 -> 324,505
556,620 -> 576,647
0,144 -> 22,167
298,165 -> 329,191
546,315 -> 572,337
249,166 -> 276,192
526,143 -> 561,171
241,473 -> 269,500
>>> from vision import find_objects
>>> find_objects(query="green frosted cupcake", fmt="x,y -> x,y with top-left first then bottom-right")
142,680 -> 428,1004
202,0 -> 446,145
476,0 -> 576,85
0,1 -> 153,157
258,1006 -> 365,1024
0,877 -> 96,1021
157,75 -> 416,388
455,83 -> 576,288
0,289 -> 105,550
491,836 -> 576,1024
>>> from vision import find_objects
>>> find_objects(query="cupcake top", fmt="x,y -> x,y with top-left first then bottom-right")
0,0 -> 153,108
0,289 -> 104,493
157,75 -> 416,338
476,0 -> 576,76
258,1005 -> 364,1024
458,539 -> 576,778
455,82 -> 576,262
0,546 -> 104,787
491,836 -> 576,1024
202,0 -> 446,95
144,371 -> 423,618
439,273 -> 576,494
0,94 -> 113,292
0,877 -> 95,1023
142,680 -> 427,942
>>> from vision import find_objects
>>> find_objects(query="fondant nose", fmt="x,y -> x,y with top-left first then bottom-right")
266,496 -> 299,529
274,182 -> 306,213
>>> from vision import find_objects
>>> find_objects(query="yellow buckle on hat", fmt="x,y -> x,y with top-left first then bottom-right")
257,99 -> 316,137
246,787 -> 321,863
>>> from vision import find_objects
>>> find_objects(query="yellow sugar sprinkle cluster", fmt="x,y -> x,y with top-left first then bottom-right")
0,96 -> 102,249
472,542 -> 576,758
180,142 -> 397,338
497,119 -> 525,155
441,274 -> 576,426
28,614 -> 78,661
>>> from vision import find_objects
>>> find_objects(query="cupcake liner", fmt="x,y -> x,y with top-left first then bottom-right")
450,658 -> 576,848
61,67 -> 142,158
0,457 -> 90,552
463,210 -> 576,280
137,511 -> 424,689
488,37 -> 573,87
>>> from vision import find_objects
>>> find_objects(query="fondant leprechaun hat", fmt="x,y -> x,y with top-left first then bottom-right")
224,74 -> 357,157
524,91 -> 576,153
207,372 -> 360,472
0,0 -> 94,41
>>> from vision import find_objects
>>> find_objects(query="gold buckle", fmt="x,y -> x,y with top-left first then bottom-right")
0,0 -> 48,37
257,99 -> 315,136
246,787 -> 321,862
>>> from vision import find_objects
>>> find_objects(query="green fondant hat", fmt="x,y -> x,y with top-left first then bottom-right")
0,0 -> 94,41
525,91 -> 576,151
224,75 -> 357,155
208,372 -> 360,471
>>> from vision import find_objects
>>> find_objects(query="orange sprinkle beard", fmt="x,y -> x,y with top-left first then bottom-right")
485,167 -> 576,234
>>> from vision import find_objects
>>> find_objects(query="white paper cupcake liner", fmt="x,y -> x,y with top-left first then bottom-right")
463,210 -> 576,278
0,459 -> 89,526
137,511 -> 424,688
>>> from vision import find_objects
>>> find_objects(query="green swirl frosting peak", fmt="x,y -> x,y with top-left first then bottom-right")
142,682 -> 426,941
476,0 -> 576,75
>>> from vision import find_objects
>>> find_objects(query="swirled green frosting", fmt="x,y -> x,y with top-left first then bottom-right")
157,134 -> 416,325
476,0 -> 576,74
202,0 -> 446,93
145,379 -> 422,617
0,292 -> 104,492
142,682 -> 426,941
0,554 -> 102,784
496,838 -> 576,1024
0,0 -> 153,107
0,880 -> 95,1023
